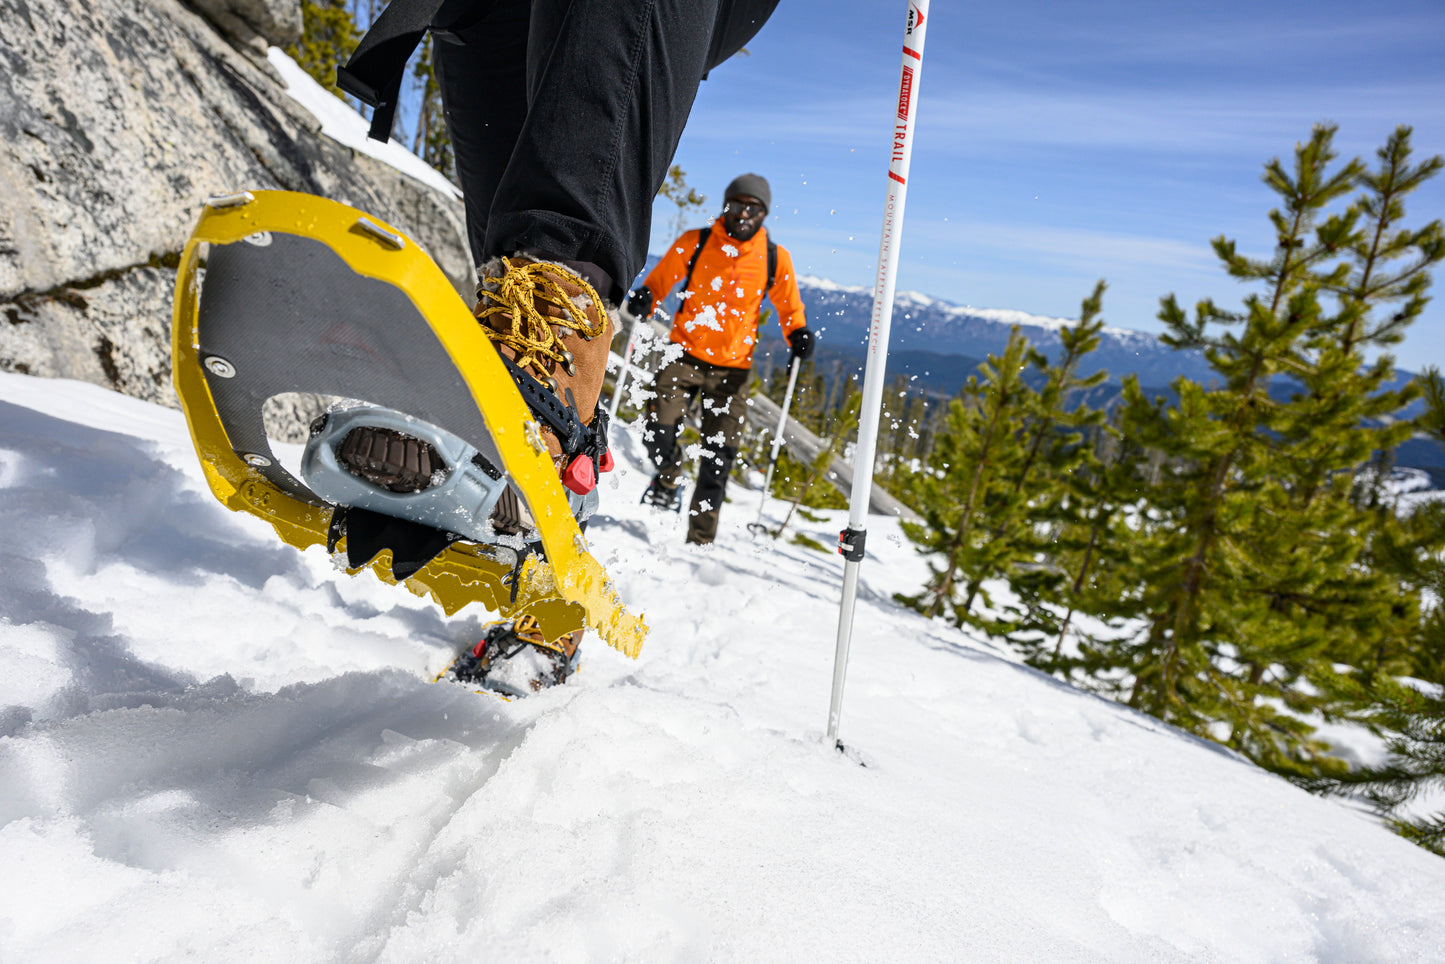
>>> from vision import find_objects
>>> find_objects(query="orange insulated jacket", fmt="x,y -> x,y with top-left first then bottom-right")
642,218 -> 807,369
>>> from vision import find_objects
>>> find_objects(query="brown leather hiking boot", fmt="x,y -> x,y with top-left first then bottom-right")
474,256 -> 615,471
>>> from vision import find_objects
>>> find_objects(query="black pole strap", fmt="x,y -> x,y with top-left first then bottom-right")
838,526 -> 867,562
336,0 -> 451,142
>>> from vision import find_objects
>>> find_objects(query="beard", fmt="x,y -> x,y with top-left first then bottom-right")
723,215 -> 762,242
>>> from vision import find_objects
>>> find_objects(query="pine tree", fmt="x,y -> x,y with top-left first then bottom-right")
1311,366 -> 1445,856
1258,127 -> 1443,724
1031,413 -> 1152,675
1335,127 -> 1445,354
286,0 -> 361,98
1086,125 -> 1439,780
897,329 -> 1034,623
962,281 -> 1109,628
1114,128 -> 1363,773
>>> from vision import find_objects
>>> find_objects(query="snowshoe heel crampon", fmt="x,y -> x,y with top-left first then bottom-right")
446,614 -> 581,698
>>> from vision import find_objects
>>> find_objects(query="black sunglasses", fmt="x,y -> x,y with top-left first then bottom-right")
724,199 -> 766,218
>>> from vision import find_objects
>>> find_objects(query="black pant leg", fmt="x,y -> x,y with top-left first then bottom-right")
433,0 -> 780,297
482,0 -> 713,297
432,0 -> 530,271
437,0 -> 780,299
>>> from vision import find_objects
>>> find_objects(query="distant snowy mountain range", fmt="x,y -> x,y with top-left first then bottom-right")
783,275 -> 1445,481
638,261 -> 1212,393
645,257 -> 1424,406
792,275 -> 1214,390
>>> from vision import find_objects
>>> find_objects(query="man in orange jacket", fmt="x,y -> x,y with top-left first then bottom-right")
626,173 -> 813,545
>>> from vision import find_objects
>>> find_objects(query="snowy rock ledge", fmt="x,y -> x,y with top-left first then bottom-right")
0,0 -> 470,407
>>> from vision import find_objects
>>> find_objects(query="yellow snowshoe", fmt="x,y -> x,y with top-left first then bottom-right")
170,190 -> 646,657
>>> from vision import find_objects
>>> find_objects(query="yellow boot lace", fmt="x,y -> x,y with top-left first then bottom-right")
476,260 -> 608,380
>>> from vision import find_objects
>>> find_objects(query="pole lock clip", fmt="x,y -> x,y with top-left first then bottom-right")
838,526 -> 867,562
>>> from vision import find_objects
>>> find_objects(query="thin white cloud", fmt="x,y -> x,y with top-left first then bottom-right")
685,83 -> 1445,159
903,219 -> 1217,273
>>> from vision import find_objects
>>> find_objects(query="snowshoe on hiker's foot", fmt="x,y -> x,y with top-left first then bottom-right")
641,476 -> 683,512
447,615 -> 582,698
302,255 -> 622,544
172,191 -> 646,660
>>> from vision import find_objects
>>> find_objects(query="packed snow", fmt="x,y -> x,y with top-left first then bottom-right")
2,370 -> 1444,962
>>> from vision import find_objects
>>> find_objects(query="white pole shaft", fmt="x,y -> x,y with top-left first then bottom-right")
756,354 -> 803,525
828,0 -> 929,746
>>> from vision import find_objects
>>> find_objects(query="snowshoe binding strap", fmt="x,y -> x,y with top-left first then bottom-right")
498,354 -> 589,457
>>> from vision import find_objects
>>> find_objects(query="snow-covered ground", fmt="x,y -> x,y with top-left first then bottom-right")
2,370 -> 1444,962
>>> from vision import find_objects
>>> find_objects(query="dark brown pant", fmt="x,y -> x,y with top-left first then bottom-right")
645,354 -> 748,543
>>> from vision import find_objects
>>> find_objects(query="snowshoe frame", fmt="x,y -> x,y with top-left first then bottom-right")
171,190 -> 645,656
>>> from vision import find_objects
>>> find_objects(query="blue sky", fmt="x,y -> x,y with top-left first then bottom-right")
652,0 -> 1445,368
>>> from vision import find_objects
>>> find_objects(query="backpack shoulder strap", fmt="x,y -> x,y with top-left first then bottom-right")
681,226 -> 711,295
681,228 -> 777,297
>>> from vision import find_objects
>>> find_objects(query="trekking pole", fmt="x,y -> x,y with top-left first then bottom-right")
608,307 -> 640,420
749,353 -> 802,533
828,0 -> 930,750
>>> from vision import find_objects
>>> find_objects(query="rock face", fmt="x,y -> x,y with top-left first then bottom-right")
190,0 -> 302,49
0,0 -> 472,410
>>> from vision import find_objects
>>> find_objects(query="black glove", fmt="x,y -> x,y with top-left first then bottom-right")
787,326 -> 815,360
626,287 -> 654,319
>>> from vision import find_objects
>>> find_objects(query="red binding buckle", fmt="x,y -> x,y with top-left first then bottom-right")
563,454 -> 596,494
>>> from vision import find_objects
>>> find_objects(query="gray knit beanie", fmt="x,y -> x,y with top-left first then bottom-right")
725,173 -> 771,213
